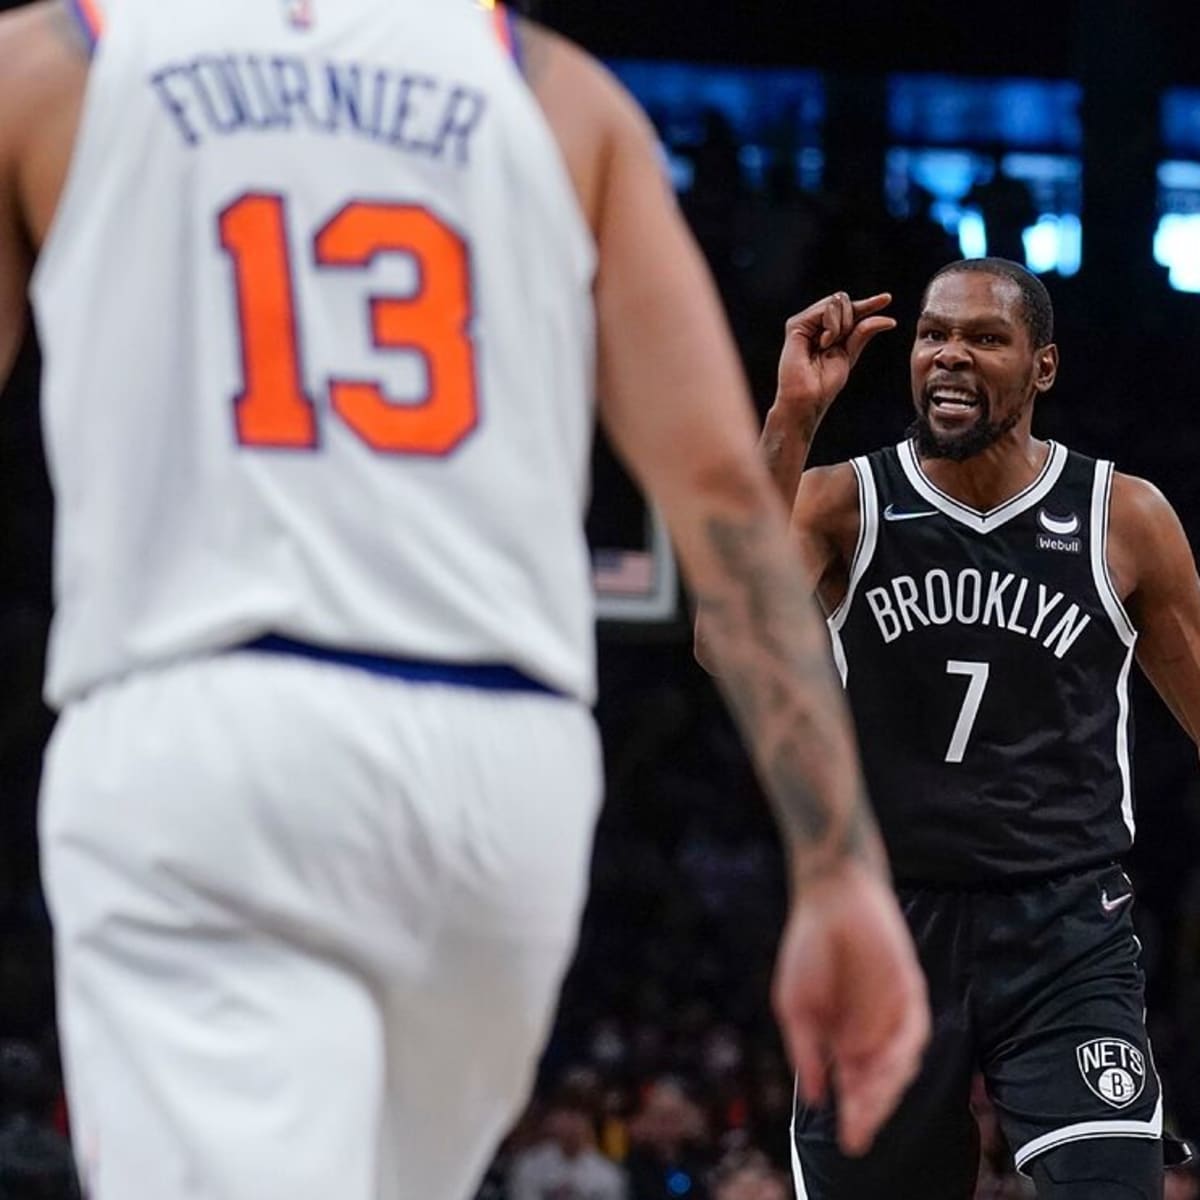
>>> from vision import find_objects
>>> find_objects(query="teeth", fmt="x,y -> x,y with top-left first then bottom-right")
932,390 -> 977,406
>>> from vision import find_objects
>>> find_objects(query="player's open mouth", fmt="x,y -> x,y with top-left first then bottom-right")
927,388 -> 981,414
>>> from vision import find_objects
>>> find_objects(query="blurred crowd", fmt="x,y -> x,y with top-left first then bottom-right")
468,645 -> 1200,1200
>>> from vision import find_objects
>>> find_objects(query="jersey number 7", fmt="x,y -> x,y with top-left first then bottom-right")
219,193 -> 478,455
944,659 -> 990,763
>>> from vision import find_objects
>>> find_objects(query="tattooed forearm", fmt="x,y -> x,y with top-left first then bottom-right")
704,515 -> 800,661
693,500 -> 880,889
764,737 -> 832,844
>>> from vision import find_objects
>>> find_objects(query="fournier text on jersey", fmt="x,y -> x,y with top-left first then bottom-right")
148,55 -> 488,164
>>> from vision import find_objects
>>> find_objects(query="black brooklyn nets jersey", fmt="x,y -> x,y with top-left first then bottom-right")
830,441 -> 1137,885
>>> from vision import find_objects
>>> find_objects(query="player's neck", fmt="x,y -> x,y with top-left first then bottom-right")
918,432 -> 1050,513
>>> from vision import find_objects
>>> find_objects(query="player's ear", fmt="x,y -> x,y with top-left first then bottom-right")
1034,343 -> 1058,394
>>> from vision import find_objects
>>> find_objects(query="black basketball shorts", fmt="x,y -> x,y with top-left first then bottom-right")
791,863 -> 1161,1200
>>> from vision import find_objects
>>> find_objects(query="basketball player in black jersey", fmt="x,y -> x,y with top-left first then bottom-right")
698,258 -> 1200,1200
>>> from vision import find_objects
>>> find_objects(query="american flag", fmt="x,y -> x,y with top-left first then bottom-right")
592,550 -> 656,597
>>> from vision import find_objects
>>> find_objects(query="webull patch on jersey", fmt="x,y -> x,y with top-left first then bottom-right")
1036,508 -> 1083,554
1036,532 -> 1082,554
1076,1038 -> 1146,1108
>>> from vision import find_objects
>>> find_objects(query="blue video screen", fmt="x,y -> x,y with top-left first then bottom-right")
607,59 -> 826,193
885,75 -> 1082,277
1157,90 -> 1200,292
609,64 -> 1200,294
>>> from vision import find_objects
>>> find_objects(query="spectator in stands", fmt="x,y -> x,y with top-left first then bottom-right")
710,1150 -> 787,1200
508,1095 -> 628,1200
744,1062 -> 793,1172
625,1078 -> 712,1200
964,149 -> 1037,264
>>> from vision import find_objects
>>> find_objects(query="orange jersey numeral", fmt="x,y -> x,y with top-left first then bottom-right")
316,204 -> 478,455
219,194 -> 318,449
219,194 -> 479,456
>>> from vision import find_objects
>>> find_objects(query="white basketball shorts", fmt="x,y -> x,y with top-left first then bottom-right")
40,649 -> 602,1200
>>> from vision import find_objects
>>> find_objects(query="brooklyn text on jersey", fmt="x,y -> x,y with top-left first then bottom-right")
863,569 -> 1092,659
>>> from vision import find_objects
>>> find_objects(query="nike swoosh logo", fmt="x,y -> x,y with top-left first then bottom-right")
884,504 -> 938,522
1101,890 -> 1133,913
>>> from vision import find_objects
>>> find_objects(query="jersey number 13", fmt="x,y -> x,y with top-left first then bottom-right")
219,193 -> 478,456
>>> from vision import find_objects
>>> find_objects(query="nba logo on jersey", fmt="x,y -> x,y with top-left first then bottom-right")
284,0 -> 314,30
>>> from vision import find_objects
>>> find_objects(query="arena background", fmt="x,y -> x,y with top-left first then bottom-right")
1,3 -> 1199,1198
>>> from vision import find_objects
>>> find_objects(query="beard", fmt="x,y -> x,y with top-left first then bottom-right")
906,402 -> 1023,462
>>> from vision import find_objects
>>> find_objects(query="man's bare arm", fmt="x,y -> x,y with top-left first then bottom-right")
0,8 -> 32,391
1115,474 -> 1200,744
764,292 -> 896,510
503,24 -> 929,1154
0,1 -> 89,390
0,166 -> 29,393
790,461 -> 862,598
536,43 -> 871,882
693,458 -> 856,675
692,288 -> 891,676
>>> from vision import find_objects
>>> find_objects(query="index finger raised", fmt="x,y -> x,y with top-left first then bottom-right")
849,293 -> 893,318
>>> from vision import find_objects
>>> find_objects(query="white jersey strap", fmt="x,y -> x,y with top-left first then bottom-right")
478,0 -> 523,71
67,0 -> 105,52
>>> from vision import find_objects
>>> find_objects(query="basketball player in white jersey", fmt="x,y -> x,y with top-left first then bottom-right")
0,3 -> 927,1197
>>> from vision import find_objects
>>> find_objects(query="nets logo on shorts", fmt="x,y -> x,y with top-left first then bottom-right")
1076,1038 -> 1146,1109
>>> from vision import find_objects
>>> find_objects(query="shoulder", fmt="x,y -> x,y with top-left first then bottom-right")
517,19 -> 652,135
515,19 -> 664,236
0,5 -> 46,153
0,1 -> 53,65
1107,470 -> 1193,599
0,2 -> 87,184
795,461 -> 861,529
0,2 -> 85,110
790,461 -> 862,586
1109,470 -> 1179,542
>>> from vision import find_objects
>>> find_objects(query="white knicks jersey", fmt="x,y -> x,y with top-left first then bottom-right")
33,0 -> 598,706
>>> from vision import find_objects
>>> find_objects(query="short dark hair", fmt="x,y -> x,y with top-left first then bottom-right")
923,257 -> 1054,349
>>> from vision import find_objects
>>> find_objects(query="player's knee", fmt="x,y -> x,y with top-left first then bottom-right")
1028,1137 -> 1163,1200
